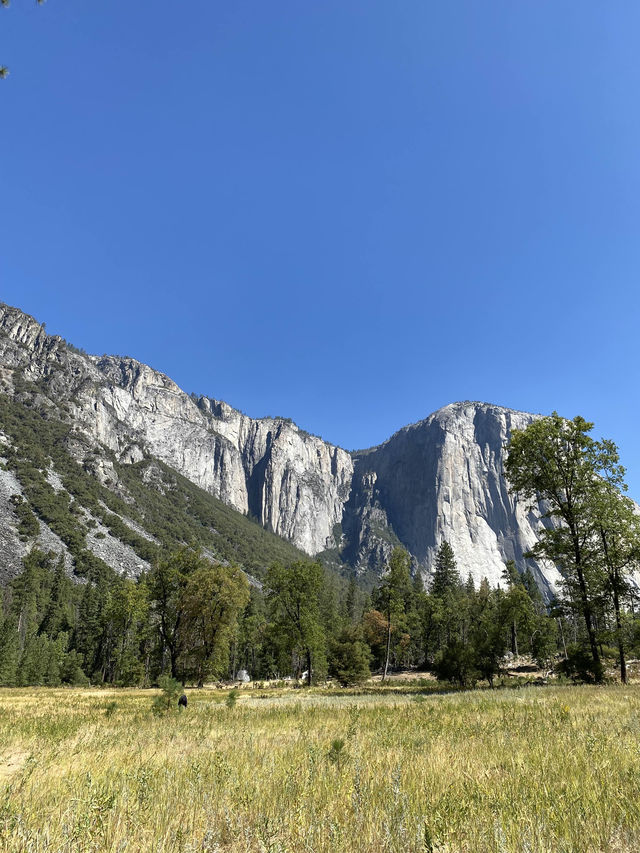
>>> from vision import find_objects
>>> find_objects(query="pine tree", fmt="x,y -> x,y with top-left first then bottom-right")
431,542 -> 460,597
345,577 -> 357,623
0,615 -> 19,686
40,555 -> 73,637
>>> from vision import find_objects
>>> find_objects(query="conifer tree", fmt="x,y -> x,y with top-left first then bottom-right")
40,555 -> 73,637
431,542 -> 460,597
329,625 -> 372,686
427,542 -> 464,653
0,614 -> 19,686
345,577 -> 357,623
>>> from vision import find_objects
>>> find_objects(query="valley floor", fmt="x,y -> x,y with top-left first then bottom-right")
0,684 -> 638,852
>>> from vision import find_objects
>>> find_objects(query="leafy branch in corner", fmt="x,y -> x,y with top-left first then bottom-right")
1,0 -> 46,79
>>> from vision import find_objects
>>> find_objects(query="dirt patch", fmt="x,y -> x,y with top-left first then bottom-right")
0,749 -> 28,780
369,671 -> 437,683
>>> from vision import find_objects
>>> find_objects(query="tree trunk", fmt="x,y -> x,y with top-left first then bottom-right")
382,615 -> 392,683
572,538 -> 602,681
600,529 -> 627,685
558,618 -> 568,660
613,585 -> 627,684
582,597 -> 602,681
170,645 -> 178,680
231,638 -> 237,681
306,649 -> 312,686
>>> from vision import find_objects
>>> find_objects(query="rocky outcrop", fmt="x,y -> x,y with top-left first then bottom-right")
343,403 -> 561,593
0,302 -> 564,591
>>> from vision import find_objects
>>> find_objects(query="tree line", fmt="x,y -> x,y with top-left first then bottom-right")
0,537 -> 621,690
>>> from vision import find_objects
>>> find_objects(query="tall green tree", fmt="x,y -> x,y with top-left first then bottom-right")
74,574 -> 110,680
500,560 -> 536,658
328,624 -> 372,686
430,542 -> 460,597
505,413 -> 631,682
0,612 -> 19,686
590,474 -> 640,683
265,561 -> 326,685
147,548 -> 196,679
374,548 -> 412,681
148,548 -> 249,683
428,542 -> 464,653
469,579 -> 508,687
104,577 -> 149,685
236,588 -> 268,679
178,564 -> 249,686
40,555 -> 73,637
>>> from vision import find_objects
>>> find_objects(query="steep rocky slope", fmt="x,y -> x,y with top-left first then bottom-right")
0,302 -> 561,590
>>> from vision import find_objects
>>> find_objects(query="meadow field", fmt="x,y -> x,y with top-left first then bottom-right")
0,683 -> 639,852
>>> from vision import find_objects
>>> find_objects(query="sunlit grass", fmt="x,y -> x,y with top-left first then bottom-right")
0,684 -> 639,851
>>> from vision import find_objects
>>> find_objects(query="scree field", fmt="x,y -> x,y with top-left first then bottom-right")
0,684 -> 639,852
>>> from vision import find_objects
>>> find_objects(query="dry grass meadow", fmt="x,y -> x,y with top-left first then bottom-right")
0,683 -> 639,852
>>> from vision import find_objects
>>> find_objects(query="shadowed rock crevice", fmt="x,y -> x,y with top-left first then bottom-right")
246,431 -> 272,523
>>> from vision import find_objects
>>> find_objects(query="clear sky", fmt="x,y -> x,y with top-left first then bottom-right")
2,2 -> 640,495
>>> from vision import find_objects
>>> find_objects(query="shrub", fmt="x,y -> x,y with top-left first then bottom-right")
557,644 -> 600,683
328,626 -> 372,686
152,675 -> 183,715
434,641 -> 479,688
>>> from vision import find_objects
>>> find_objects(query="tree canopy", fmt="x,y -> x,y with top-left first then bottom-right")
505,412 -> 640,682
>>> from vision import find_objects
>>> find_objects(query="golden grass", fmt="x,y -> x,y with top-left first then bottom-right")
0,684 -> 639,851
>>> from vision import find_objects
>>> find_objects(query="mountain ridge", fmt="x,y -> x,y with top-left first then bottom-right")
0,301 -> 560,591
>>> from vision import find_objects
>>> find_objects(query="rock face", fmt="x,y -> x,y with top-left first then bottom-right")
0,302 -> 562,590
86,360 -> 354,555
343,403 -> 561,593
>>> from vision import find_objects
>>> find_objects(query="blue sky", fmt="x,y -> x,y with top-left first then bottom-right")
2,2 -> 640,495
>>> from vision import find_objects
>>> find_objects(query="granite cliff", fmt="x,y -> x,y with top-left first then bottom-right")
342,403 -> 560,594
0,302 -> 560,591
